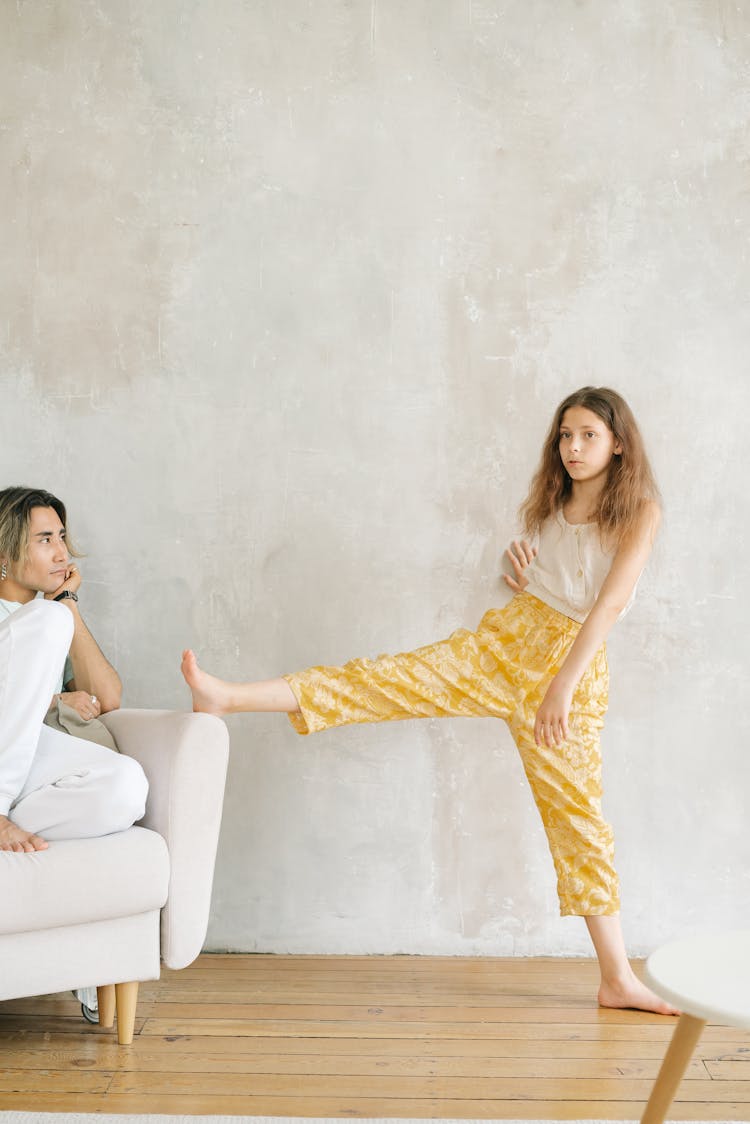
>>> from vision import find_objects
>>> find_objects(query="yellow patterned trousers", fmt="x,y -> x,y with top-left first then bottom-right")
285,592 -> 618,916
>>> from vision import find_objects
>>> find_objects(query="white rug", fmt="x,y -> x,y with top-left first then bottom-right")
0,1115 -> 656,1124
0,1115 -> 743,1124
0,1117 -> 672,1124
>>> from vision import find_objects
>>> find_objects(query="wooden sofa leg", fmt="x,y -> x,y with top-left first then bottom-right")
115,981 -> 139,1045
97,984 -> 116,1028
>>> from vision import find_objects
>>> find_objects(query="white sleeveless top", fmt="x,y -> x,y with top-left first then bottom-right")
523,510 -> 637,623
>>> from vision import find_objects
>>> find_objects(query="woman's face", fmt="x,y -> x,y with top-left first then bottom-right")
1,506 -> 70,602
558,406 -> 622,484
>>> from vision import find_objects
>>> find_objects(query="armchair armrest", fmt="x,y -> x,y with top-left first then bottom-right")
101,709 -> 229,970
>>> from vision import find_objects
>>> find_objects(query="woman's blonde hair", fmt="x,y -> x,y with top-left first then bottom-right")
519,387 -> 660,545
0,486 -> 80,567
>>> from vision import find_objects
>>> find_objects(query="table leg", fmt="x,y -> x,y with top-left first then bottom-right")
640,1012 -> 706,1124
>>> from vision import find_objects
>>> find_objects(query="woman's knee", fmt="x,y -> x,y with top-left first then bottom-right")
115,754 -> 149,822
97,753 -> 149,832
23,597 -> 74,650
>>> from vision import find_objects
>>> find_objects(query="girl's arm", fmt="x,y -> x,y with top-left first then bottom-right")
535,501 -> 661,748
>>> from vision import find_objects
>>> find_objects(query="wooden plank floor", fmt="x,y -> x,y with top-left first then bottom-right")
1,954 -> 749,1119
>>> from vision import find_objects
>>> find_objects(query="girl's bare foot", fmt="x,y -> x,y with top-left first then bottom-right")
181,649 -> 233,716
599,972 -> 680,1015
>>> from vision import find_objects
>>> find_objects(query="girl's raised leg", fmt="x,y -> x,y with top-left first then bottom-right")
181,650 -> 299,716
585,915 -> 679,1015
182,619 -> 506,727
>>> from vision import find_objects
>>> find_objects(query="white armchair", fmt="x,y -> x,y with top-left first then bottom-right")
0,709 -> 229,1043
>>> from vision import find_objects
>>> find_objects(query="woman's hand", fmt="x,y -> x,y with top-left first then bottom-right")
59,690 -> 102,721
45,562 -> 82,602
534,676 -> 574,747
502,539 -> 538,592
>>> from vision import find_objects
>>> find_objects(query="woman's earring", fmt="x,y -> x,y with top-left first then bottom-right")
0,562 -> 6,580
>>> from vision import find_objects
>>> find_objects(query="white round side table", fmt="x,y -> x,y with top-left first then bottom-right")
640,930 -> 750,1124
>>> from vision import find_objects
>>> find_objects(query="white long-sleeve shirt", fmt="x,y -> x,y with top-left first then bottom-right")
0,597 -> 73,690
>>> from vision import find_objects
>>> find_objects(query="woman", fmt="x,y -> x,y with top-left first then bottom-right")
0,485 -> 147,853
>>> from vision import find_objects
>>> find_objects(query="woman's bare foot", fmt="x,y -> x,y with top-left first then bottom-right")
0,814 -> 48,853
599,971 -> 680,1016
181,649 -> 234,716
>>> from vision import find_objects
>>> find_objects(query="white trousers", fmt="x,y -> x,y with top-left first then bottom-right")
0,599 -> 148,838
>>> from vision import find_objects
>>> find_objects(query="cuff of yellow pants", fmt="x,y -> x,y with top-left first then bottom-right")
283,674 -> 320,736
560,904 -> 621,917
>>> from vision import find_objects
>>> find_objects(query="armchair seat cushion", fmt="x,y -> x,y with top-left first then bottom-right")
0,826 -> 169,935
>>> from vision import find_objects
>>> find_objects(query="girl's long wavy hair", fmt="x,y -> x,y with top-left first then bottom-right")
519,387 -> 660,546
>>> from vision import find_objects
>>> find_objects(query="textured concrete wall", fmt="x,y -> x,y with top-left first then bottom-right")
2,1 -> 748,956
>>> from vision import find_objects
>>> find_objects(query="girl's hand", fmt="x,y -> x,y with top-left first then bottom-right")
534,677 -> 574,747
502,539 -> 538,592
60,690 -> 101,721
45,563 -> 81,602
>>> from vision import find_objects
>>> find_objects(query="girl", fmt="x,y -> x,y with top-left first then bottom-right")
181,386 -> 676,1016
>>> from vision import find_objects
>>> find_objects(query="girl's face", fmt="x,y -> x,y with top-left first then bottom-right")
558,407 -> 622,484
0,506 -> 70,603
